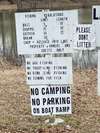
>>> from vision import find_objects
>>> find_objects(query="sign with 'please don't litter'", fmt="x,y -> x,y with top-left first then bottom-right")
74,24 -> 96,50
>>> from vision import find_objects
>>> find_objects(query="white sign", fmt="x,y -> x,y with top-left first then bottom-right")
98,50 -> 100,95
26,57 -> 72,85
92,6 -> 100,47
15,10 -> 78,55
30,85 -> 72,116
74,24 -> 96,50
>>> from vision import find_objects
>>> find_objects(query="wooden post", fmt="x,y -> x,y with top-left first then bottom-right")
1,13 -> 6,57
10,13 -> 17,59
17,0 -> 22,10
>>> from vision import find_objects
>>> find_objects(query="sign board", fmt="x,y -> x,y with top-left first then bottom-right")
92,6 -> 100,47
98,50 -> 100,95
74,24 -> 96,50
15,10 -> 78,55
26,57 -> 72,85
30,85 -> 71,116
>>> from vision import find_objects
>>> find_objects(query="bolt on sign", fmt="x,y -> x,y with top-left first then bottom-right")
92,6 -> 100,47
30,85 -> 71,116
26,56 -> 73,85
74,24 -> 96,50
15,10 -> 78,55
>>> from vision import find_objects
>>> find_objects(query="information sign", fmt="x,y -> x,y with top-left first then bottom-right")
15,10 -> 78,54
26,57 -> 72,85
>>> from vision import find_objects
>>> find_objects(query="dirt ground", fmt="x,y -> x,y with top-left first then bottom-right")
0,60 -> 100,133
